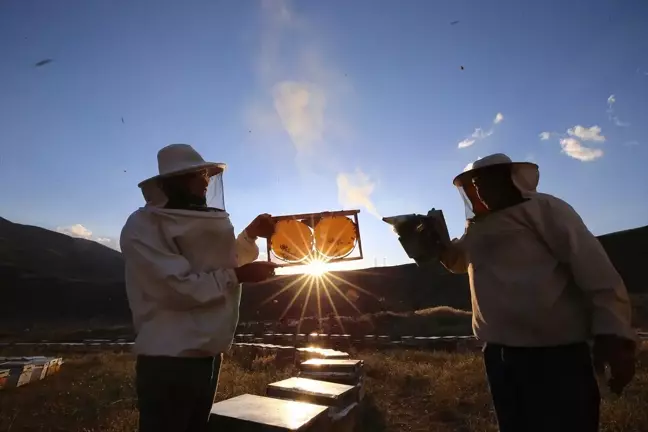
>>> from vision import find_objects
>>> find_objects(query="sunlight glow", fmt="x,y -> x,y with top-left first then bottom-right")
302,258 -> 328,277
259,256 -> 388,336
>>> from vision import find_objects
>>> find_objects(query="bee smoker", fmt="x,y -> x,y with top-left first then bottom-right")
382,209 -> 451,267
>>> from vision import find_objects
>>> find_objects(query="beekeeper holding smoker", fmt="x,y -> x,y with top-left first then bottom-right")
439,153 -> 636,431
120,144 -> 278,432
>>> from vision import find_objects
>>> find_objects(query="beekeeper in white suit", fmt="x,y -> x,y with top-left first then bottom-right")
120,143 -> 278,432
440,153 -> 636,432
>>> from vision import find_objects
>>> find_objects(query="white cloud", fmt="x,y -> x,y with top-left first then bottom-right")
559,138 -> 603,162
337,169 -> 380,218
272,81 -> 326,152
566,125 -> 606,142
56,224 -> 120,251
456,112 -> 503,149
606,94 -> 630,127
471,128 -> 493,139
57,223 -> 92,238
539,132 -> 551,141
457,138 -> 476,149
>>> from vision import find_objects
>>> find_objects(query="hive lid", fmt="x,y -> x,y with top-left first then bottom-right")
209,394 -> 328,429
301,359 -> 362,367
268,377 -> 354,398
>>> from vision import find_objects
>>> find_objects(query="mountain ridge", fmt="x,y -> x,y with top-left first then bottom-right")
1,216 -> 646,330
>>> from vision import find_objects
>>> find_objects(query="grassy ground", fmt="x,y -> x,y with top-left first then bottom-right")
1,345 -> 648,432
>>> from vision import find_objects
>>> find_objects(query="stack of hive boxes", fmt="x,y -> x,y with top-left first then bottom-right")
211,347 -> 365,431
299,359 -> 366,404
234,332 -> 485,353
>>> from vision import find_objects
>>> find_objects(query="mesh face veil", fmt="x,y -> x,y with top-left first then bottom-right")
206,172 -> 225,210
457,180 -> 489,220
139,171 -> 226,210
453,154 -> 540,221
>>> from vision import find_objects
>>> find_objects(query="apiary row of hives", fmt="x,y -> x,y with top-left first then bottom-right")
234,332 -> 483,352
0,356 -> 63,390
210,343 -> 365,431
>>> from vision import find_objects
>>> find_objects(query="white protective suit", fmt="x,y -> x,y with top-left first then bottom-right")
441,154 -> 635,347
120,205 -> 259,357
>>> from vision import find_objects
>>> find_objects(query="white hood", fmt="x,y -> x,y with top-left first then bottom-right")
453,153 -> 540,220
140,172 -> 226,211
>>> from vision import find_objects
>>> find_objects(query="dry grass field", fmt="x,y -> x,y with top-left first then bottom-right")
1,344 -> 648,432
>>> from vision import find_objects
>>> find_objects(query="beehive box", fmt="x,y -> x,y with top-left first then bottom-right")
430,337 -> 459,352
299,359 -> 365,392
22,357 -> 52,381
47,357 -> 63,376
0,356 -> 62,382
295,348 -> 349,364
278,334 -> 295,345
209,394 -> 330,431
0,369 -> 10,390
300,359 -> 363,376
275,346 -> 297,368
377,335 -> 390,346
362,334 -> 376,348
296,334 -> 307,345
1,362 -> 35,388
267,377 -> 357,411
267,378 -> 359,432
401,336 -> 415,346
330,334 -> 351,350
28,362 -> 46,383
413,336 -> 429,347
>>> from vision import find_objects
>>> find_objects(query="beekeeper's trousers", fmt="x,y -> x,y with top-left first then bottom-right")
483,342 -> 600,432
136,354 -> 222,432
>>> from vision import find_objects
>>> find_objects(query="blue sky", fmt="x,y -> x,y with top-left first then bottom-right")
1,0 -> 647,272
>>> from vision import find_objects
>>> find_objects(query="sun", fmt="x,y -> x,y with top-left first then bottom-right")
303,258 -> 328,277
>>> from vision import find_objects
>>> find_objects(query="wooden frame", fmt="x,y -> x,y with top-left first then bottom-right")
267,210 -> 364,267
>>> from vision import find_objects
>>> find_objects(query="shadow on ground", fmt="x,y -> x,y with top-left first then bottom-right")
357,394 -> 387,431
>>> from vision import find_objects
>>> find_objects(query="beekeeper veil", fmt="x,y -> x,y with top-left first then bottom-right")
137,144 -> 227,210
452,153 -> 539,220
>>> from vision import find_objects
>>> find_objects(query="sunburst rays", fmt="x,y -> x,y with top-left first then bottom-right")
258,255 -> 386,333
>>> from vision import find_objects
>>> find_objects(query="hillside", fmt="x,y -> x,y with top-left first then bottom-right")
1,216 -> 647,332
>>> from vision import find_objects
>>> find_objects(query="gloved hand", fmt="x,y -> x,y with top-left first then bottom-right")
234,261 -> 279,284
245,213 -> 275,239
592,334 -> 636,395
